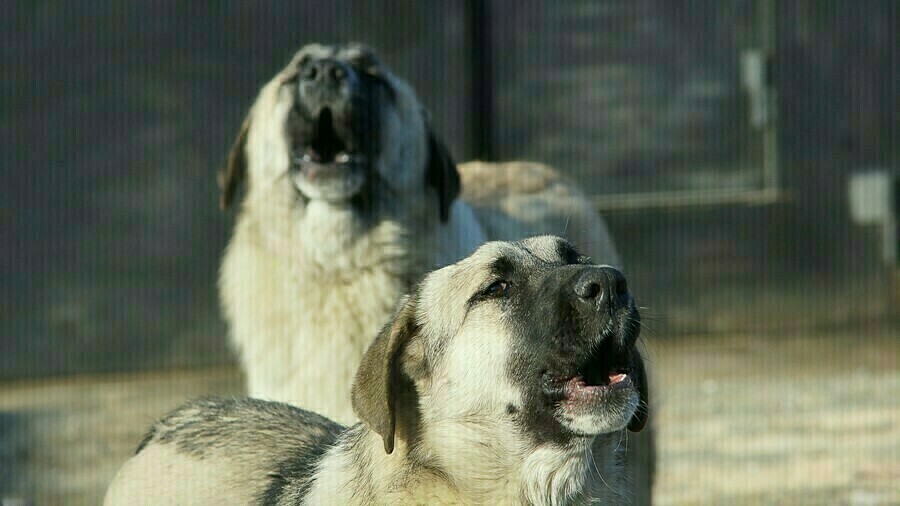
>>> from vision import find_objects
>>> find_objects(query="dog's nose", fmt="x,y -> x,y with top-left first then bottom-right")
574,267 -> 628,308
301,58 -> 355,88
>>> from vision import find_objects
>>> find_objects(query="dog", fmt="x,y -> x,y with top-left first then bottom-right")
218,43 -> 652,502
106,236 -> 649,505
218,42 -> 621,423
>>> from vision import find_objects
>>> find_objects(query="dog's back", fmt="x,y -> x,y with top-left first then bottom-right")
460,160 -> 621,267
104,398 -> 343,505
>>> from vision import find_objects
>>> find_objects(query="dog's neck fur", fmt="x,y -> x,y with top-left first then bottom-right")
303,423 -> 625,504
241,179 -> 481,277
222,193 -> 484,423
295,199 -> 425,280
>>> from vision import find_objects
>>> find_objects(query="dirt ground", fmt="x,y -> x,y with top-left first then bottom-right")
1,328 -> 897,505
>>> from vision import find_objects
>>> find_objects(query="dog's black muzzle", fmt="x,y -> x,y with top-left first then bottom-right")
550,265 -> 638,348
298,56 -> 359,115
538,265 -> 640,388
571,266 -> 638,348
514,263 -> 647,441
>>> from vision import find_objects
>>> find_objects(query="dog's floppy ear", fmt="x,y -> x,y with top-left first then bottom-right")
627,349 -> 650,432
424,124 -> 460,223
218,114 -> 251,210
352,294 -> 418,454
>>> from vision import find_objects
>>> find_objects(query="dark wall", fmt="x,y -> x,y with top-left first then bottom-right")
1,1 -> 468,377
612,0 -> 899,332
2,1 -> 896,378
491,0 -> 761,195
774,0 -> 898,272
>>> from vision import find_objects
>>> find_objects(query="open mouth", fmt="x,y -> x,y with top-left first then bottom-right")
563,354 -> 632,405
294,108 -> 368,171
291,107 -> 368,200
545,338 -> 635,406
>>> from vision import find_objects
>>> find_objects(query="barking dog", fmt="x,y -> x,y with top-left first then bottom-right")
217,43 -> 652,502
106,236 -> 649,505
218,42 -> 619,424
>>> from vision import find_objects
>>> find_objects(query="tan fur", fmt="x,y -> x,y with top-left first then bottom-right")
108,238 -> 643,504
105,444 -> 259,505
220,44 -> 653,502
304,431 -> 625,505
460,160 -> 620,267
220,45 -> 484,416
222,46 -> 618,422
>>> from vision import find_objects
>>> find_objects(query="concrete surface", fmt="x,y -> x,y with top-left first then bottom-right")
1,328 -> 897,505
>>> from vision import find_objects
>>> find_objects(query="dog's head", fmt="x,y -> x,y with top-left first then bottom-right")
352,235 -> 649,455
220,43 -> 458,222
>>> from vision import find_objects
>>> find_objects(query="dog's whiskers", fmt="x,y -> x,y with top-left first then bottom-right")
562,198 -> 575,238
613,429 -> 626,453
589,448 -> 618,497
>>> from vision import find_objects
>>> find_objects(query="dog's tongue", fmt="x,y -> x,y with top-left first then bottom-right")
608,373 -> 627,385
565,372 -> 628,399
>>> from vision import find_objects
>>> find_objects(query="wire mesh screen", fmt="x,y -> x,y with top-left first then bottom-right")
1,0 -> 897,504
1,1 -> 470,377
491,0 -> 766,196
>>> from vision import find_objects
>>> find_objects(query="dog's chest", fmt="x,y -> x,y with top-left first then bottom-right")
223,227 -> 416,423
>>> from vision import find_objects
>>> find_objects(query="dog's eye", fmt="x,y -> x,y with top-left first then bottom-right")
484,280 -> 510,297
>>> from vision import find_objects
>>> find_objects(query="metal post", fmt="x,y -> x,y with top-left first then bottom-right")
759,0 -> 779,190
466,0 -> 494,161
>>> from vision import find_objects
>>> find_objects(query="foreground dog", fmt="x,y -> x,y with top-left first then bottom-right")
106,237 -> 649,504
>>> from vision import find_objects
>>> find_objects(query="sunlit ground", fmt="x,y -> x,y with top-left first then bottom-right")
1,327 -> 897,504
651,328 -> 899,505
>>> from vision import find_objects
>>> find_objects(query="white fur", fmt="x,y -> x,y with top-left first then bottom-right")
105,444 -> 263,505
219,46 -> 652,503
221,45 -> 485,421
559,389 -> 641,437
222,208 -> 483,418
108,238 -> 635,505
304,239 -> 630,504
305,434 -> 623,505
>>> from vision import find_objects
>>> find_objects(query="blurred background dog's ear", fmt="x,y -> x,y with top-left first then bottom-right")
627,349 -> 649,433
424,125 -> 460,223
351,295 -> 419,454
219,114 -> 251,210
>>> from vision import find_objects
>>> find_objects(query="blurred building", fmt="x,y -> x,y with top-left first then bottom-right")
2,0 -> 897,377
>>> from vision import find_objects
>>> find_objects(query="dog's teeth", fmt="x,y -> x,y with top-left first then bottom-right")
336,152 -> 350,164
608,373 -> 627,385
